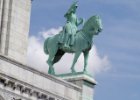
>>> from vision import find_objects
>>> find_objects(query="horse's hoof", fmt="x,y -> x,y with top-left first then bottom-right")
48,71 -> 55,75
71,68 -> 76,73
48,67 -> 55,75
83,69 -> 88,74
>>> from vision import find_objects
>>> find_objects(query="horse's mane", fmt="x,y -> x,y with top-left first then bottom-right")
83,15 -> 100,30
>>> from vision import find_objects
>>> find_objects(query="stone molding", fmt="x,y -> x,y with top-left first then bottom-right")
0,54 -> 81,92
0,95 -> 4,100
0,55 -> 82,100
0,74 -> 65,100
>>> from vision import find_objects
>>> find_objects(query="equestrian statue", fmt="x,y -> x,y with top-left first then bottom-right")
44,1 -> 103,75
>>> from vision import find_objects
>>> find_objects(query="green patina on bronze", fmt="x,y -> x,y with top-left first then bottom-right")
44,2 -> 103,75
59,1 -> 84,48
56,71 -> 91,77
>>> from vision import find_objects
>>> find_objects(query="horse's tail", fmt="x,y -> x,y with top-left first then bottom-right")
44,38 -> 50,54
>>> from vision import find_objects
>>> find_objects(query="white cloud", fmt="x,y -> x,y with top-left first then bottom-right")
27,27 -> 110,76
27,36 -> 48,72
41,27 -> 62,38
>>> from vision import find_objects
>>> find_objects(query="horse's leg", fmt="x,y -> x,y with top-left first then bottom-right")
48,50 -> 64,75
47,48 -> 59,75
47,54 -> 55,75
71,51 -> 81,73
83,50 -> 89,72
53,50 -> 65,64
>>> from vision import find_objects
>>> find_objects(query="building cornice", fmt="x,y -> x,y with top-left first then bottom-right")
0,54 -> 81,92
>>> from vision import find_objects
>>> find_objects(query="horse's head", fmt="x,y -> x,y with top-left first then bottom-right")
83,15 -> 103,35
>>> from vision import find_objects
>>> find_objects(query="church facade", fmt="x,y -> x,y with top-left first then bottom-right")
0,0 -> 96,100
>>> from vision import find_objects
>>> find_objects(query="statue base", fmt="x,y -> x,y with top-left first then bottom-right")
57,72 -> 97,100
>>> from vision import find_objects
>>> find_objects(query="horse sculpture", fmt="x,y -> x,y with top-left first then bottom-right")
44,15 -> 102,75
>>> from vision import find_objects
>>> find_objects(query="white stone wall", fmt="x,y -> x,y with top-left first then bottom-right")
0,0 -> 10,54
0,0 -> 3,30
0,0 -> 31,64
0,55 -> 82,100
82,85 -> 94,100
0,90 -> 29,100
60,73 -> 96,100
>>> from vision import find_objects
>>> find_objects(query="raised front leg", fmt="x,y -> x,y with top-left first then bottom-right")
71,51 -> 81,73
83,50 -> 89,72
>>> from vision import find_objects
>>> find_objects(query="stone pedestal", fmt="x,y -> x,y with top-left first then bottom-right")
58,72 -> 97,100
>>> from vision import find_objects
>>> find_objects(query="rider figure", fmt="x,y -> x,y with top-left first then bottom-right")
59,1 -> 84,49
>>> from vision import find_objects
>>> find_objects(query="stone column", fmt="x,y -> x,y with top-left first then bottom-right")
0,0 -> 10,53
0,0 -> 3,30
0,0 -> 31,64
0,0 -> 6,51
59,72 -> 97,100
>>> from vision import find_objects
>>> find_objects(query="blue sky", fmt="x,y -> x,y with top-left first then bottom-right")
29,0 -> 140,100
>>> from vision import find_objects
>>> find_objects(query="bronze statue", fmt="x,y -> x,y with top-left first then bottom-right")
59,1 -> 83,49
44,2 -> 103,75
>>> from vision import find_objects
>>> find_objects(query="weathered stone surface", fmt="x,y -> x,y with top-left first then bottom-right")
0,55 -> 82,100
58,72 -> 97,100
0,0 -> 96,100
0,0 -> 31,64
